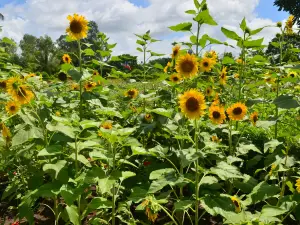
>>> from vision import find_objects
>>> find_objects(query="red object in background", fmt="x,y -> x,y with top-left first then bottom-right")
124,64 -> 131,70
13,171 -> 17,176
143,161 -> 151,166
11,221 -> 20,225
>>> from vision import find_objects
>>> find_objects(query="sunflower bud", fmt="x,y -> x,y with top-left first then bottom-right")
276,33 -> 281,39
202,3 -> 208,10
276,22 -> 282,28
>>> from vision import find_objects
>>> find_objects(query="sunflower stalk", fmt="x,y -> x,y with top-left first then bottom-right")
78,40 -> 83,121
194,119 -> 199,225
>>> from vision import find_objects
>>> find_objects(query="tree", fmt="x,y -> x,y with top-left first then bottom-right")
265,33 -> 300,63
274,0 -> 300,26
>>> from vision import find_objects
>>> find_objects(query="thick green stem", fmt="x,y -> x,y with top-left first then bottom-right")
228,122 -> 233,155
112,144 -> 116,225
180,163 -> 184,199
54,196 -> 58,225
78,40 -> 83,121
194,120 -> 199,225
195,23 -> 201,56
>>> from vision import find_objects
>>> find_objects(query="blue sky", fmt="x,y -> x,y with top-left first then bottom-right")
0,0 -> 289,22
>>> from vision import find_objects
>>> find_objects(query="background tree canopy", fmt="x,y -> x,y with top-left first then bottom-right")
274,0 -> 300,26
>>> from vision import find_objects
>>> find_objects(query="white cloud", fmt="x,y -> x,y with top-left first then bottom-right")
0,0 -> 286,61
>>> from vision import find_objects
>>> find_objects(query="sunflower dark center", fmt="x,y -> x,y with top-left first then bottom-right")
87,83 -> 93,88
173,49 -> 178,56
0,81 -> 6,88
233,107 -> 242,115
232,200 -> 239,208
203,62 -> 209,67
185,97 -> 199,112
212,111 -> 221,119
181,60 -> 194,73
206,89 -> 211,94
128,90 -> 135,96
253,115 -> 258,122
70,20 -> 83,34
10,105 -> 16,111
221,73 -> 225,79
17,87 -> 27,97
173,76 -> 179,81
290,73 -> 295,77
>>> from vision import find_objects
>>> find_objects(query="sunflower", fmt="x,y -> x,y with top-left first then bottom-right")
178,89 -> 206,120
5,101 -> 20,115
58,72 -> 68,81
145,114 -> 152,122
219,67 -> 227,85
24,73 -> 36,80
170,74 -> 181,83
295,178 -> 300,193
6,77 -> 23,95
209,105 -> 226,124
71,83 -> 79,91
211,93 -> 220,107
205,86 -> 213,97
230,196 -> 241,213
125,89 -> 138,99
0,123 -> 11,140
66,13 -> 89,40
84,81 -> 96,92
288,71 -> 297,78
55,111 -> 61,117
234,73 -> 239,79
171,45 -> 180,58
176,54 -> 199,78
62,54 -> 72,64
205,50 -> 218,61
101,121 -> 113,130
226,102 -> 247,121
264,75 -> 275,84
236,58 -> 243,64
199,57 -> 213,73
250,112 -> 258,126
93,70 -> 99,76
285,15 -> 294,34
164,61 -> 171,73
211,135 -> 221,143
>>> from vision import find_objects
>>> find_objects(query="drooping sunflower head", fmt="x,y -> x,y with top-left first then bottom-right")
288,71 -> 298,78
14,85 -> 34,104
285,15 -> 294,34
178,89 -> 206,120
250,111 -> 258,126
84,81 -> 96,92
226,102 -> 247,121
204,50 -> 218,61
58,72 -> 68,81
199,57 -> 213,73
5,101 -> 20,115
66,13 -> 89,40
164,61 -> 171,73
62,54 -> 72,64
6,77 -> 24,95
219,67 -> 227,85
171,45 -> 180,58
205,86 -> 213,97
0,123 -> 11,140
71,83 -> 80,91
209,105 -> 226,124
144,114 -> 152,122
93,70 -> 99,76
230,196 -> 241,213
264,73 -> 275,84
170,74 -> 182,83
211,135 -> 221,143
125,89 -> 138,99
234,73 -> 239,79
175,54 -> 199,78
101,121 -> 113,130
